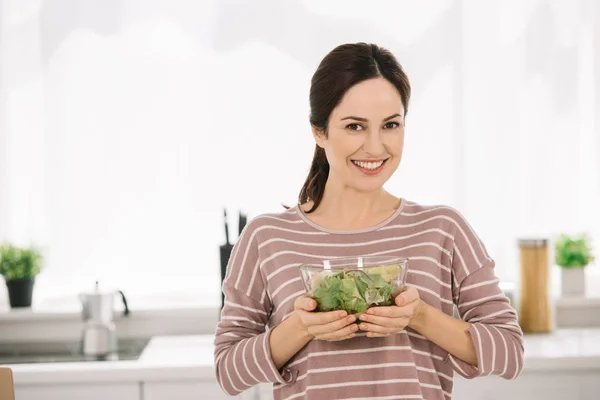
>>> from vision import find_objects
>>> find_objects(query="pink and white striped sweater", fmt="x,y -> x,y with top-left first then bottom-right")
214,199 -> 524,400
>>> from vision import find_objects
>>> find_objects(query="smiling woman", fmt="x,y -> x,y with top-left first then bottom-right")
214,42 -> 524,400
299,46 -> 410,215
343,112 -> 403,177
316,79 -> 404,183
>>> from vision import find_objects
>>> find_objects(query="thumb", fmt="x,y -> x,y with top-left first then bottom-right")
303,297 -> 317,311
395,287 -> 418,306
395,293 -> 405,307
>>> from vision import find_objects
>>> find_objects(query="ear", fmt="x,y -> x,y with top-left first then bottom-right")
311,125 -> 326,148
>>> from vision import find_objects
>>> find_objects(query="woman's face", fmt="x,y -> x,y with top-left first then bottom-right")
313,77 -> 405,194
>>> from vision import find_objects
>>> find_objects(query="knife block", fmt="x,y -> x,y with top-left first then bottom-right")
219,243 -> 234,310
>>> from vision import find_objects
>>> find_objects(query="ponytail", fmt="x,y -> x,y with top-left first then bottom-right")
298,145 -> 329,213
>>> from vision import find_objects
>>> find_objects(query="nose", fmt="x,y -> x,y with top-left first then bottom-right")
362,129 -> 386,157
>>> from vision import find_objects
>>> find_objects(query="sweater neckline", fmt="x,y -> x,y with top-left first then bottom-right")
294,198 -> 405,235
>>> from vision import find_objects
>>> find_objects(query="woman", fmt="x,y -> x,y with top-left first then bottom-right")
214,42 -> 524,400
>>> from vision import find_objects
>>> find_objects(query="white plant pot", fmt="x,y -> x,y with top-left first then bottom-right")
561,267 -> 586,296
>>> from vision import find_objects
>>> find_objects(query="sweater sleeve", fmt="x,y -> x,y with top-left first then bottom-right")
445,210 -> 524,380
214,218 -> 297,396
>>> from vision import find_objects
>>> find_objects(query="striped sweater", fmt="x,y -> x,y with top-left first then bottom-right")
214,199 -> 524,400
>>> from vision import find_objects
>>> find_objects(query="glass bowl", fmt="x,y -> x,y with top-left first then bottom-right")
299,255 -> 409,316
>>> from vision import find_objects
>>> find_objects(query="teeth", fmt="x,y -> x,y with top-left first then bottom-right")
353,160 -> 384,170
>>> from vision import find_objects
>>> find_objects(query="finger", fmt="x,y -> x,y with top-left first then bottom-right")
358,313 -> 401,327
309,314 -> 356,336
304,310 -> 348,328
317,322 -> 359,341
395,287 -> 419,306
359,321 -> 405,334
365,306 -> 410,318
365,332 -> 390,338
335,333 -> 357,341
320,330 -> 357,341
296,309 -> 346,329
294,296 -> 318,311
359,321 -> 395,334
329,330 -> 358,341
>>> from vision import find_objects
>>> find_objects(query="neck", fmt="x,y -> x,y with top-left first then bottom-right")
314,180 -> 392,222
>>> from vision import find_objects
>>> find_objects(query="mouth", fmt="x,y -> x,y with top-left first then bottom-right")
351,158 -> 389,175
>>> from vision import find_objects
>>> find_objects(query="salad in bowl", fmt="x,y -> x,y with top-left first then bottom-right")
299,255 -> 409,316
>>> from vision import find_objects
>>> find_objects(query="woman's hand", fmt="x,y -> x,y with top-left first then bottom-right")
358,287 -> 423,338
292,296 -> 359,341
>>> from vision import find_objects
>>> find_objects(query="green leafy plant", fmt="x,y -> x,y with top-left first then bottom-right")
308,265 -> 400,315
0,243 -> 43,280
555,234 -> 594,268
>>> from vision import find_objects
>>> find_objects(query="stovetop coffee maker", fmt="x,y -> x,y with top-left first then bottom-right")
79,281 -> 130,358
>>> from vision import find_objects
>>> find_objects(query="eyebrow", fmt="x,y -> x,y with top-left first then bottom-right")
340,113 -> 402,122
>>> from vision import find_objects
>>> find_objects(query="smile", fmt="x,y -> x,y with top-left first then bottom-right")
351,158 -> 389,175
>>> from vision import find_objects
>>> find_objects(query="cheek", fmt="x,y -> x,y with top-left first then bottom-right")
385,132 -> 405,156
327,135 -> 360,163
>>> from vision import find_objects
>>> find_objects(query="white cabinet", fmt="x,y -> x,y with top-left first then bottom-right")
11,373 -> 600,400
259,383 -> 273,400
143,381 -> 259,400
452,372 -> 599,400
580,373 -> 600,398
14,383 -> 140,400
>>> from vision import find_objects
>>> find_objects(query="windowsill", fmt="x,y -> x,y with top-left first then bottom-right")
0,304 -> 214,322
555,296 -> 600,307
3,300 -> 600,341
1,270 -> 599,342
0,290 -> 220,318
0,294 -> 222,342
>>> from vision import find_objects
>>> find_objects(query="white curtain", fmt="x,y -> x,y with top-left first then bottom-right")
1,0 -> 599,308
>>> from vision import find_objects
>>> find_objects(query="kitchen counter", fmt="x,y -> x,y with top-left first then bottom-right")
6,328 -> 600,386
9,335 -> 217,385
522,328 -> 600,371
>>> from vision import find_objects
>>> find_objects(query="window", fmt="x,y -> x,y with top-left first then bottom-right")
1,0 -> 598,309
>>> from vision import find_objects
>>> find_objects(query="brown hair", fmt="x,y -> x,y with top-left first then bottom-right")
297,42 -> 411,213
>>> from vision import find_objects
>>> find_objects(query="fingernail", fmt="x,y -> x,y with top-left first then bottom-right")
367,309 -> 374,314
360,315 -> 368,320
347,315 -> 355,322
339,311 -> 347,318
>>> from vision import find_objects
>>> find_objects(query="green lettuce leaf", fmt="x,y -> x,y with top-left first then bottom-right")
308,266 -> 399,314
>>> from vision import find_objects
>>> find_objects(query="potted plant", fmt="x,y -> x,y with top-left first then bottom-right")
555,233 -> 594,296
0,243 -> 43,308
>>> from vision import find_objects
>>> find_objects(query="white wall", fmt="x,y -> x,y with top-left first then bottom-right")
0,0 -> 599,308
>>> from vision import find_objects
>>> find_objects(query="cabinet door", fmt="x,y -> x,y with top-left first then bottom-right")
144,381 -> 259,400
259,383 -> 274,400
15,383 -> 140,400
453,374 -> 586,400
580,373 -> 600,400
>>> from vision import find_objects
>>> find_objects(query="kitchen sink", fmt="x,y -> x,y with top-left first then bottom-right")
0,338 -> 150,365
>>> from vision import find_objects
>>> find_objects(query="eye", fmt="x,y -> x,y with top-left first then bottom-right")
346,123 -> 364,131
383,121 -> 400,130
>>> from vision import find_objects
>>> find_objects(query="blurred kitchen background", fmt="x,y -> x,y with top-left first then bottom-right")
0,0 -> 599,399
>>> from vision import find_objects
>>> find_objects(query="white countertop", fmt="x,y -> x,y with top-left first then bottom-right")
7,328 -> 600,385
523,328 -> 600,371
9,335 -> 217,385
